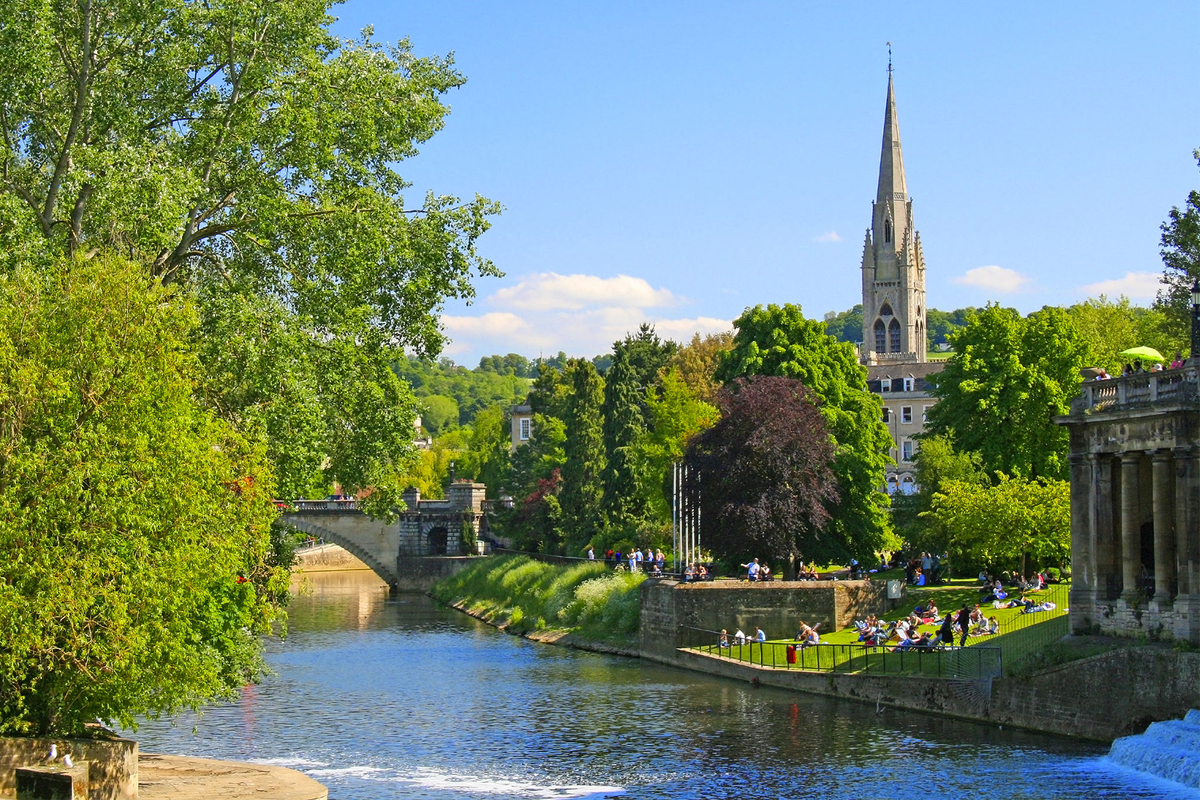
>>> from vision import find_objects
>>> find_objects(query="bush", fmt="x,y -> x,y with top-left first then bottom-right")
431,555 -> 644,643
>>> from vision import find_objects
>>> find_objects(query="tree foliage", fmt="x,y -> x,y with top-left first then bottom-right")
0,0 -> 501,508
1157,150 -> 1200,338
895,435 -> 988,556
666,330 -> 733,403
716,303 -> 895,564
613,323 -> 676,391
600,351 -> 644,524
926,305 -> 1090,481
559,360 -> 605,553
924,475 -> 1071,575
687,377 -> 838,572
0,255 -> 286,736
1067,296 -> 1181,374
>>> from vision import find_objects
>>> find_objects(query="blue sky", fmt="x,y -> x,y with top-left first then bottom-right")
331,2 -> 1200,364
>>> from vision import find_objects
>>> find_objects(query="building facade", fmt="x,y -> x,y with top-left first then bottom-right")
857,70 -> 942,492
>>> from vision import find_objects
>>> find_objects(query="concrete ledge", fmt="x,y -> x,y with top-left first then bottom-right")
138,754 -> 327,800
0,737 -> 136,800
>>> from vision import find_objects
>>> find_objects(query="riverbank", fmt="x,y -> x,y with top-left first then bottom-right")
140,754 -> 327,800
429,555 -> 644,654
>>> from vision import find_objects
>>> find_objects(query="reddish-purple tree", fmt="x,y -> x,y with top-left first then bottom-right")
686,376 -> 839,576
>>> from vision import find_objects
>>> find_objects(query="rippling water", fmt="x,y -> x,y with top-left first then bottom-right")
130,571 -> 1197,799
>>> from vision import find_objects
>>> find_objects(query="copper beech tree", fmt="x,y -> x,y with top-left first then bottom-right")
686,376 -> 839,577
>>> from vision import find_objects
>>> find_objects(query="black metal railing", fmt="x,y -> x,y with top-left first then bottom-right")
678,625 -> 1003,680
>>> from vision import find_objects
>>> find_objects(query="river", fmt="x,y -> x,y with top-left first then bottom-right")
130,572 -> 1197,799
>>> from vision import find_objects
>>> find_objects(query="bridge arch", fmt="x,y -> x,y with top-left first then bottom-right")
282,516 -> 399,587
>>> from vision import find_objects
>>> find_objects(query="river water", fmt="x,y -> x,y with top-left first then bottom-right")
131,572 -> 1196,799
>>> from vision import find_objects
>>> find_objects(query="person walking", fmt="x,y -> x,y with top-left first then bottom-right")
956,604 -> 971,647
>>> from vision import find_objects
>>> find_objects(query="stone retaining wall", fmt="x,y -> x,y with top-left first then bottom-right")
640,578 -> 891,661
0,736 -> 137,800
393,556 -> 477,593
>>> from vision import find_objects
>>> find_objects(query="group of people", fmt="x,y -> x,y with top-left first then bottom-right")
739,558 -> 774,581
1092,353 -> 1186,381
602,547 -> 666,574
855,601 -> 1000,650
905,552 -> 944,586
719,626 -> 768,647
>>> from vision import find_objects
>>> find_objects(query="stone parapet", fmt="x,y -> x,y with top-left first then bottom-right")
0,736 -> 136,800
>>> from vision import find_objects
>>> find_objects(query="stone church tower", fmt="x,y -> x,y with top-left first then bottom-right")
861,71 -> 927,365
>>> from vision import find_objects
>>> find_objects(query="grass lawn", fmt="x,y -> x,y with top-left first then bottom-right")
690,578 -> 1070,677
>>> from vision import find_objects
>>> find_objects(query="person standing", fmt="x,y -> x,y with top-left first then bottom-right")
587,546 -> 595,560
740,558 -> 760,581
957,604 -> 971,647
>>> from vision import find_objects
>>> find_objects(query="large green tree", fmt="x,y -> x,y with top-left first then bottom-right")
0,255 -> 286,736
926,305 -> 1090,481
559,359 -> 605,554
613,323 -> 677,391
715,304 -> 895,564
1067,296 -> 1181,374
600,351 -> 644,525
1156,150 -> 1200,337
0,0 -> 500,509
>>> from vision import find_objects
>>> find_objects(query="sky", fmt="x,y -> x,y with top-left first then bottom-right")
330,2 -> 1200,365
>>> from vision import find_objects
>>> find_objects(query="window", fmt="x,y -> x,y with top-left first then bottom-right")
922,405 -> 931,423
882,407 -> 891,423
874,319 -> 886,353
880,377 -> 891,393
901,406 -> 913,424
901,440 -> 914,462
903,377 -> 914,392
901,475 -> 916,495
889,319 -> 901,352
879,303 -> 893,318
886,474 -> 899,495
884,219 -> 892,243
519,417 -> 531,441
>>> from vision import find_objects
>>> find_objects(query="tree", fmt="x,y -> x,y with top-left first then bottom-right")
600,351 -> 644,525
925,307 -> 976,350
614,323 -> 677,390
895,435 -> 988,557
469,404 -> 512,497
716,304 -> 895,565
0,1 -> 501,509
1068,296 -> 1182,374
926,305 -> 1091,481
420,395 -> 460,435
559,359 -> 605,553
633,368 -> 720,522
686,377 -> 839,574
0,255 -> 286,736
1156,150 -> 1200,339
823,305 -> 864,344
666,331 -> 734,403
924,475 -> 1070,576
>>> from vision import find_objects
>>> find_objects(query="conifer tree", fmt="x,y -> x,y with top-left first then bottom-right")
601,351 -> 645,524
559,359 -> 606,553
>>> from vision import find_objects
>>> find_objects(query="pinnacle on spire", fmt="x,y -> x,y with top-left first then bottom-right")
875,72 -> 908,207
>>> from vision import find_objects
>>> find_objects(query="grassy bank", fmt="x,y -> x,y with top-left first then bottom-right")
430,555 -> 646,647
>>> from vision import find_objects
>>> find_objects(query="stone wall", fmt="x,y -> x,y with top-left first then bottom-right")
641,629 -> 1200,742
0,736 -> 137,800
393,556 -> 477,593
640,579 -> 890,661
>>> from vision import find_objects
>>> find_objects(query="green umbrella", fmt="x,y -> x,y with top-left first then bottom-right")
1118,346 -> 1166,362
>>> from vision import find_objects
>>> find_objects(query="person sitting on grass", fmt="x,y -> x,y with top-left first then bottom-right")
719,629 -> 729,648
935,613 -> 956,647
734,629 -> 747,645
759,563 -> 771,581
985,616 -> 999,635
755,626 -> 767,643
795,622 -> 820,647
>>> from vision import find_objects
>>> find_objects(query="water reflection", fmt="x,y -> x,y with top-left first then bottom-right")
130,572 -> 1193,800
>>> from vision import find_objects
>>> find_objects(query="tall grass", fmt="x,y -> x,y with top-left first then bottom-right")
430,555 -> 646,645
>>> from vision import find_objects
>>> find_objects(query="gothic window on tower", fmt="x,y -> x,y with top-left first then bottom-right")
884,220 -> 891,243
879,302 -> 893,317
874,319 -> 886,353
888,319 -> 901,352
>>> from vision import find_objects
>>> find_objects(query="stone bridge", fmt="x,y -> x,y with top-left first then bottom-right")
280,482 -> 494,589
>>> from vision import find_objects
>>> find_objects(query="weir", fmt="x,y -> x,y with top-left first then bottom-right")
1109,709 -> 1200,788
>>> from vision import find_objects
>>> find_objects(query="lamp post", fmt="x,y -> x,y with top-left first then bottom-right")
1192,280 -> 1200,362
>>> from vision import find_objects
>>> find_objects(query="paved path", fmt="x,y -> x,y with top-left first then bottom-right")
139,754 -> 327,800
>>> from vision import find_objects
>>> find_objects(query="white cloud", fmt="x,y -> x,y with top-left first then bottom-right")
952,265 -> 1032,294
488,272 -> 678,312
649,316 -> 733,341
1080,271 -> 1163,300
814,231 -> 841,243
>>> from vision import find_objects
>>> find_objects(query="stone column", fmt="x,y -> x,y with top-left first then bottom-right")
1176,445 -> 1200,643
1093,454 -> 1117,600
1152,450 -> 1176,602
1068,452 -> 1095,630
1121,453 -> 1142,603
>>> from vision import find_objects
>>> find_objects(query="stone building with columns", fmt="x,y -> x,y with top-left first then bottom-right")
1056,368 -> 1200,642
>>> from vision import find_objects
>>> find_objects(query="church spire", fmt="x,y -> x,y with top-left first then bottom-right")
876,72 -> 907,207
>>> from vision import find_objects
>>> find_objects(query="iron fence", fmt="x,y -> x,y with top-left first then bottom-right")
678,625 -> 1003,680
